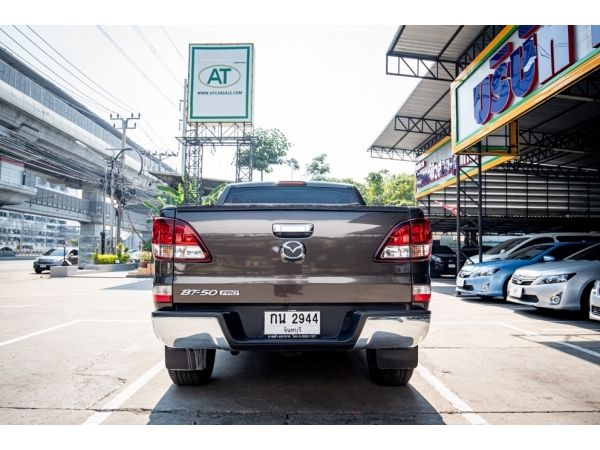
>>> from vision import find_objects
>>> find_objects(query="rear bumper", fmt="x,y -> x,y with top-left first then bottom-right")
152,310 -> 430,351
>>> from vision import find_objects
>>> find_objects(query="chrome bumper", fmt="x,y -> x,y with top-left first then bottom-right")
352,315 -> 430,349
152,312 -> 430,350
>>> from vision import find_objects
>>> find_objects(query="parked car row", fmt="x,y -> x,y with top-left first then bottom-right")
450,232 -> 600,322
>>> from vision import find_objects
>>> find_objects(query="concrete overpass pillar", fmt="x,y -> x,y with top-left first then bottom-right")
79,185 -> 106,267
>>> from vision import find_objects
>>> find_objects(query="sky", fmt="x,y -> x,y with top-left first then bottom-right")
0,23 -> 421,183
0,0 -> 578,185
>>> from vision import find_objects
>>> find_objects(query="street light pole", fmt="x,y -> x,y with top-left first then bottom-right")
105,146 -> 145,254
110,113 -> 140,252
101,165 -> 107,254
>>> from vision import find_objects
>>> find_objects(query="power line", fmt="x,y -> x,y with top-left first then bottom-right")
13,26 -> 127,115
96,26 -> 178,110
24,25 -> 138,113
25,26 -> 178,156
160,26 -> 186,63
0,28 -> 116,115
27,25 -> 177,153
139,121 -> 171,149
132,26 -> 182,88
1,27 -> 178,174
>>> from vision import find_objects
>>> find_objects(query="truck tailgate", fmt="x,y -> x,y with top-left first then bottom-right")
171,206 -> 419,305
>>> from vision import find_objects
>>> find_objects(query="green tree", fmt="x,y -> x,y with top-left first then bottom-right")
361,170 -> 415,206
382,173 -> 415,206
237,128 -> 292,181
305,153 -> 330,180
363,170 -> 388,205
286,157 -> 300,179
143,181 -> 227,216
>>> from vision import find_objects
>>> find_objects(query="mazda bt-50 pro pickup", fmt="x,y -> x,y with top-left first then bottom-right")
151,181 -> 432,386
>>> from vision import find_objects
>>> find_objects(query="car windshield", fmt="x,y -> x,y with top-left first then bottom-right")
46,249 -> 69,256
510,244 -> 553,260
433,246 -> 454,254
565,244 -> 600,261
485,237 -> 527,255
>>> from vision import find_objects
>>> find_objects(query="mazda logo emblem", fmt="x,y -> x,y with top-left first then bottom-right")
281,241 -> 305,261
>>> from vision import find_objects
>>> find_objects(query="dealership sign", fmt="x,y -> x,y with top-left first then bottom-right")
415,137 -> 514,199
188,44 -> 253,123
452,25 -> 600,153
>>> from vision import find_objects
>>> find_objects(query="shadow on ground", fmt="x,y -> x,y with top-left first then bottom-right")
148,350 -> 444,425
103,279 -> 152,291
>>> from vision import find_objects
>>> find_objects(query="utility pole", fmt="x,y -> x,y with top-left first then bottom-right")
110,113 -> 140,252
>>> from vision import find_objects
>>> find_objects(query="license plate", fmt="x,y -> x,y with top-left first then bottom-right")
509,285 -> 523,298
448,263 -> 456,268
456,277 -> 464,287
264,311 -> 320,337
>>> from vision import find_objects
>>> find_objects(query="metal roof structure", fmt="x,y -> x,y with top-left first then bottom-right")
370,26 -> 501,161
369,26 -> 600,226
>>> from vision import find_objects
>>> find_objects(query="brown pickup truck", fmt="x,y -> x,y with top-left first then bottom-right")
151,181 -> 431,386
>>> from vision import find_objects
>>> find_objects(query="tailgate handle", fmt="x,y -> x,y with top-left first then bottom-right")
273,223 -> 314,238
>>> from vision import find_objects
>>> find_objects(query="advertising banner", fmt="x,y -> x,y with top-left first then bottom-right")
188,44 -> 253,123
415,137 -> 514,199
452,25 -> 600,154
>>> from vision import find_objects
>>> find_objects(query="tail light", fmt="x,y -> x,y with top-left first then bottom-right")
152,217 -> 212,262
375,218 -> 432,261
277,181 -> 306,186
153,285 -> 172,303
412,284 -> 431,302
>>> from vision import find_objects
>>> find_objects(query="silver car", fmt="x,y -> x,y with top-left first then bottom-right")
590,280 -> 600,321
507,243 -> 600,313
33,247 -> 78,273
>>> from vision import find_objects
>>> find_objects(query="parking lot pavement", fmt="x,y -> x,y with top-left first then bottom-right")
1,261 -> 599,425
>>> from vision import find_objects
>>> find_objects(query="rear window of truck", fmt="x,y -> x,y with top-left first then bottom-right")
223,186 -> 362,205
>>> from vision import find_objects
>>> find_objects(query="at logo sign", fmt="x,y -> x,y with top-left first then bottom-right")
199,65 -> 241,88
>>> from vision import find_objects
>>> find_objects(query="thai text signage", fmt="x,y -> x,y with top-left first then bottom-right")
452,26 -> 600,153
416,137 -> 514,199
188,44 -> 253,123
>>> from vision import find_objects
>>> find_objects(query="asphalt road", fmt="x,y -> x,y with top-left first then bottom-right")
0,259 -> 599,425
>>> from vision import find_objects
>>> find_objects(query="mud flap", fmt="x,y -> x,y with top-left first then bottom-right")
367,347 -> 418,369
165,347 -> 209,370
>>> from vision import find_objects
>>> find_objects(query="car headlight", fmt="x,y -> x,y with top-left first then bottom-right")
474,267 -> 500,277
431,256 -> 442,263
541,273 -> 575,284
34,257 -> 39,262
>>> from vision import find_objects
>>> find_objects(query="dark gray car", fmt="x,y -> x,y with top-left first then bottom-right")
151,182 -> 432,387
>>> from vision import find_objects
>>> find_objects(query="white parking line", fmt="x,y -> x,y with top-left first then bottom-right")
81,319 -> 148,323
416,365 -> 488,425
0,305 -> 39,308
0,319 -> 149,348
0,320 -> 81,347
497,322 -> 600,359
0,293 -> 86,298
82,361 -> 164,425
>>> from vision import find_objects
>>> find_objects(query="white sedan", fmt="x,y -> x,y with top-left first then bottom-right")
507,244 -> 600,313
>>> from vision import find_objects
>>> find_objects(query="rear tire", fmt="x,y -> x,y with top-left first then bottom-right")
366,348 -> 415,386
502,279 -> 510,302
34,268 -> 42,274
368,366 -> 414,386
167,349 -> 216,386
580,284 -> 594,319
